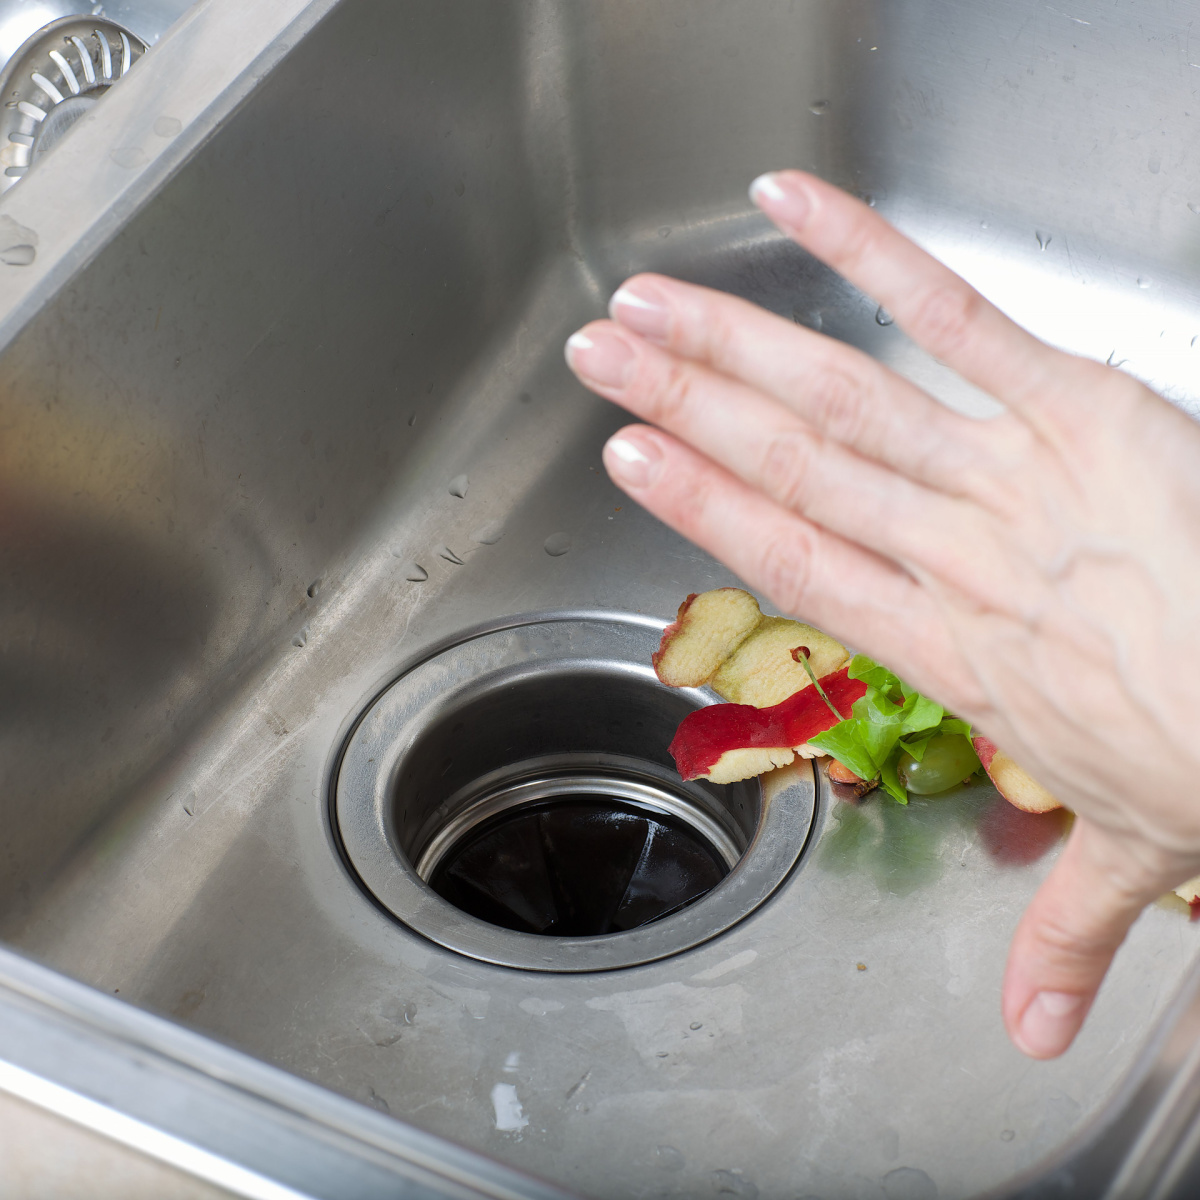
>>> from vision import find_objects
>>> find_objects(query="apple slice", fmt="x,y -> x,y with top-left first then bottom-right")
711,616 -> 850,708
973,736 -> 1063,814
670,667 -> 867,783
652,588 -> 764,688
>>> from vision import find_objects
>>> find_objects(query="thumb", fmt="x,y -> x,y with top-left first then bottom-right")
1002,816 -> 1161,1060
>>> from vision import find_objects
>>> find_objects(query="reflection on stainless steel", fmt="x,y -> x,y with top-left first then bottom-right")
0,0 -> 1198,1195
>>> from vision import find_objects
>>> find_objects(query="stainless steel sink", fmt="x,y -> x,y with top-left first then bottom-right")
3,1 -> 1200,1196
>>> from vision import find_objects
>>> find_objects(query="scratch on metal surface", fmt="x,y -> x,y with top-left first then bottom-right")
1045,5 -> 1091,25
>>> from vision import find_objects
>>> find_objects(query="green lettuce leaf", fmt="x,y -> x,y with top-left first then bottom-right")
814,656 -> 977,803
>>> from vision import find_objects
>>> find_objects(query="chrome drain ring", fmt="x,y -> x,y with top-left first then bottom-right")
333,615 -> 818,972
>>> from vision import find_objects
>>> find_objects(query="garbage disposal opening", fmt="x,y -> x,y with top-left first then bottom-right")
333,617 -> 817,972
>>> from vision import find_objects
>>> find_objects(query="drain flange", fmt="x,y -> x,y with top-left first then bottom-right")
333,615 -> 817,971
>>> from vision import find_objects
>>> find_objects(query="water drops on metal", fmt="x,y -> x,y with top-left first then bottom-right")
543,532 -> 572,557
874,305 -> 895,327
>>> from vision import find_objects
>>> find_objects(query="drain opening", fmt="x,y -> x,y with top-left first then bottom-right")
334,617 -> 816,972
425,780 -> 731,936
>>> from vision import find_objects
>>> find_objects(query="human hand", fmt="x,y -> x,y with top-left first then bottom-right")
564,170 -> 1200,1060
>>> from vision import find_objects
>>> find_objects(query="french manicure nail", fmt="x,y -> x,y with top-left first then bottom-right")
604,435 -> 662,488
1017,991 -> 1085,1058
565,327 -> 637,389
750,172 -> 788,202
749,171 -> 811,227
609,285 -> 669,341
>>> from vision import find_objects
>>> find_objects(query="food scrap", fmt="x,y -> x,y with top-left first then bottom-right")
655,587 -> 1066,813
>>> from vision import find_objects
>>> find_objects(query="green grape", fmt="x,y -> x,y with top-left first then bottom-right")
897,734 -> 979,796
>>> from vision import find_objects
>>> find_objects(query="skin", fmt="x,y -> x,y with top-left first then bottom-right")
563,170 -> 1200,1060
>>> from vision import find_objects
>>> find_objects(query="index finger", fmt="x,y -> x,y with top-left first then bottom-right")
749,171 -> 1081,414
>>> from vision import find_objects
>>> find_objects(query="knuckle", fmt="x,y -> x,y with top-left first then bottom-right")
909,282 -> 983,359
1032,909 -> 1122,961
652,358 -> 701,426
758,429 -> 816,511
754,526 -> 819,617
806,365 -> 870,443
837,219 -> 885,276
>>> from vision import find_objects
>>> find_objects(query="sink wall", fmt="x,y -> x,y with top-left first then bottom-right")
2,2 -> 1199,1197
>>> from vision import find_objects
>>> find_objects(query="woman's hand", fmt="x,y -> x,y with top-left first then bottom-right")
564,170 -> 1200,1060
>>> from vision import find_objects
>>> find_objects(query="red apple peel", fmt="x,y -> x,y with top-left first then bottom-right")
973,736 -> 1063,814
670,667 -> 868,784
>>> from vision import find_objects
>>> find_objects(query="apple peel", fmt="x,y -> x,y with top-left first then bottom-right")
973,736 -> 1063,814
711,616 -> 850,708
670,667 -> 868,783
652,588 -> 764,688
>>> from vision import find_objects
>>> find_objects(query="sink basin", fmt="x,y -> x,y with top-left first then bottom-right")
1,1 -> 1200,1196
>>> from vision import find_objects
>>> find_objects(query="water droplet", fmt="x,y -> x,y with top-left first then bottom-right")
471,521 -> 504,545
712,1169 -> 759,1198
448,474 -> 469,498
689,1021 -> 702,1030
1000,1129 -> 1015,1142
0,244 -> 35,266
856,191 -> 877,208
543,532 -> 572,556
0,215 -> 36,267
306,579 -> 320,598
1191,334 -> 1199,348
882,1166 -> 937,1200
657,225 -> 672,238
408,413 -> 417,426
437,545 -> 464,565
979,220 -> 989,229
808,99 -> 830,115
153,115 -> 181,138
1035,231 -> 1051,250
874,305 -> 895,327
792,308 -> 823,331
657,1145 -> 685,1171
1137,276 -> 1152,289
1189,202 -> 1200,215
292,626 -> 309,648
403,563 -> 428,582
111,145 -> 147,169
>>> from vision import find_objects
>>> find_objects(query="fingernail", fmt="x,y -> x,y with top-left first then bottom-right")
749,171 -> 811,228
609,284 -> 669,341
565,328 -> 637,389
1016,991 -> 1085,1058
603,434 -> 662,488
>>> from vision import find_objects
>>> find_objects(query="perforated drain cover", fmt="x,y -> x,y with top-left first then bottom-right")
0,17 -> 147,191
